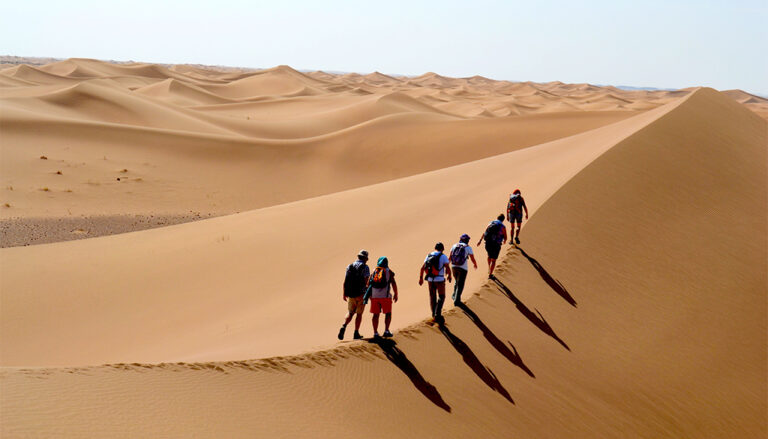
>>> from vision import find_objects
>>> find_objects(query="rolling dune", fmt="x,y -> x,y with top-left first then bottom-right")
1,87 -> 763,438
0,58 -> 765,437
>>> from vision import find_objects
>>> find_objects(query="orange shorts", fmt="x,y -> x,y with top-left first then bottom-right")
370,298 -> 392,314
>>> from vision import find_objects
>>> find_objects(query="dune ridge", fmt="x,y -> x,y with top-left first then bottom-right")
1,87 -> 764,438
1,57 -> 765,438
0,89 -> 689,367
5,58 -> 680,244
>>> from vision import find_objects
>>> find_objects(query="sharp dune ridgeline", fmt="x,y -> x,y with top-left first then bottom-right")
0,59 -> 766,437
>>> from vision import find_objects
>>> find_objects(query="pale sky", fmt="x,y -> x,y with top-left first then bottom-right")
2,0 -> 766,94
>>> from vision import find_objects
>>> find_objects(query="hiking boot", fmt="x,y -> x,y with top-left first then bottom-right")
515,237 -> 520,244
383,330 -> 393,338
435,315 -> 445,325
337,325 -> 346,340
373,332 -> 381,339
353,331 -> 363,340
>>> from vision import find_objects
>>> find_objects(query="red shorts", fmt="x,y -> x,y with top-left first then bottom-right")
370,298 -> 392,314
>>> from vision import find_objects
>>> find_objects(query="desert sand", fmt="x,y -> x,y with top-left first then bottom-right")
0,59 -> 765,437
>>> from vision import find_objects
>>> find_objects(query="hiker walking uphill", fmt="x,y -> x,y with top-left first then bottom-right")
338,250 -> 370,340
419,242 -> 452,324
477,214 -> 507,278
507,189 -> 528,245
450,234 -> 478,306
362,256 -> 398,338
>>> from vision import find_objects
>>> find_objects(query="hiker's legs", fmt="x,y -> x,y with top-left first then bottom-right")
343,311 -> 354,327
384,312 -> 392,331
435,282 -> 446,317
354,311 -> 363,331
428,282 -> 437,316
489,258 -> 497,275
372,312 -> 380,334
452,267 -> 467,304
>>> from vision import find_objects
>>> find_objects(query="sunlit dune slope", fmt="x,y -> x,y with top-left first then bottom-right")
1,87 -> 763,438
6,59 -> 682,226
0,94 -> 685,367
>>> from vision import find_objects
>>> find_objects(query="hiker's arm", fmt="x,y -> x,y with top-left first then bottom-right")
392,278 -> 398,302
418,265 -> 425,286
444,262 -> 452,282
506,203 -> 511,222
362,284 -> 372,304
502,227 -> 507,244
342,276 -> 347,301
477,234 -> 484,246
523,200 -> 529,219
470,253 -> 478,269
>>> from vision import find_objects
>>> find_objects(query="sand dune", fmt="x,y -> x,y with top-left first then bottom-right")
4,59 -> 660,224
0,97 -> 680,366
1,86 -> 764,438
1,58 -> 765,437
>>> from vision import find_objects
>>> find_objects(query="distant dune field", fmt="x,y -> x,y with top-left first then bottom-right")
1,59 -> 765,438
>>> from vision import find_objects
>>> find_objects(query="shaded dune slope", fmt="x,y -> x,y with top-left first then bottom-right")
1,88 -> 763,438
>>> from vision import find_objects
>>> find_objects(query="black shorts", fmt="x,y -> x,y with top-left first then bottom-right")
509,211 -> 523,224
485,241 -> 501,259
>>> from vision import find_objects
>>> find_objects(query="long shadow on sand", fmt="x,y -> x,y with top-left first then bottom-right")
456,303 -> 536,378
491,277 -> 571,351
438,323 -> 515,404
517,246 -> 577,307
368,338 -> 451,412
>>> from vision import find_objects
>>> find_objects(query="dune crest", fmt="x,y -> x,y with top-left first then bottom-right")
3,58 -> 688,239
1,86 -> 764,438
1,58 -> 765,437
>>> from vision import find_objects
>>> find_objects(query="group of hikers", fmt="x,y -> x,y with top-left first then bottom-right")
338,189 -> 528,340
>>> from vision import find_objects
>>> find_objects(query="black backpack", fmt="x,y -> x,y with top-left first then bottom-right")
424,252 -> 442,278
485,221 -> 503,244
344,262 -> 366,296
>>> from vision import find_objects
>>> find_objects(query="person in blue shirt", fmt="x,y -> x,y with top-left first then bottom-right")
419,242 -> 452,324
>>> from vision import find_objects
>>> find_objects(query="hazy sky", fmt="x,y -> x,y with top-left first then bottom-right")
3,0 -> 766,93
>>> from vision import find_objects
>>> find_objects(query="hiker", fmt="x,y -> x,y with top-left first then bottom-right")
477,214 -> 507,278
362,256 -> 398,338
507,189 -> 528,245
338,250 -> 371,340
449,234 -> 478,306
419,242 -> 452,324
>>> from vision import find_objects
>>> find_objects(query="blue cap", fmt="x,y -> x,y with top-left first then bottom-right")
377,256 -> 389,268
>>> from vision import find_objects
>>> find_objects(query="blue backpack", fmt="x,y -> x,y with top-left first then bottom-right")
450,243 -> 468,266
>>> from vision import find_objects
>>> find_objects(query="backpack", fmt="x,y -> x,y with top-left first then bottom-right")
450,243 -> 468,266
508,195 -> 522,213
371,266 -> 388,288
424,252 -> 442,278
344,262 -> 367,296
485,221 -> 503,244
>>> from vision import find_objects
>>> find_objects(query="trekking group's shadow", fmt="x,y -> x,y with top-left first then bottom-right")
491,277 -> 571,351
517,246 -> 577,307
456,303 -> 535,378
438,323 -> 515,404
368,337 -> 451,412
365,248 -> 575,412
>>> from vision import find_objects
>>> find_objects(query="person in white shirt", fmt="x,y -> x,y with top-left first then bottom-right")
449,234 -> 478,306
